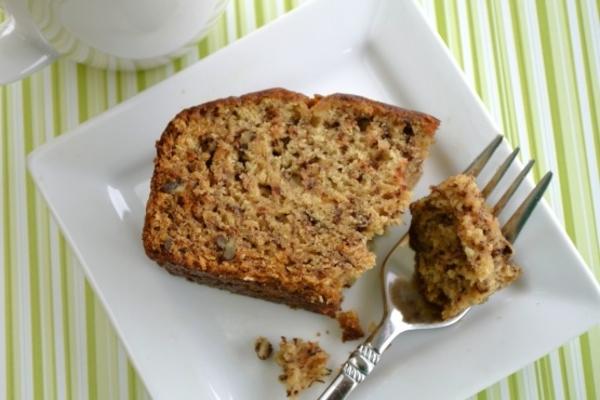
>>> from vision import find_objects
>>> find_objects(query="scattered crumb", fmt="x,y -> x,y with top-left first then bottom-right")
316,332 -> 321,337
325,330 -> 330,335
254,336 -> 273,360
336,310 -> 365,342
275,337 -> 331,398
367,321 -> 378,334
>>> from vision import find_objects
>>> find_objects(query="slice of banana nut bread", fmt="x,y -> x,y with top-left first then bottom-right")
142,88 -> 439,316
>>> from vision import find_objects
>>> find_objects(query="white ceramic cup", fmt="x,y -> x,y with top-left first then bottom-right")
0,0 -> 229,84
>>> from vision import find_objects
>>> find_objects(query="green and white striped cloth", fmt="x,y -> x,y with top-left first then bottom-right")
1,0 -> 599,398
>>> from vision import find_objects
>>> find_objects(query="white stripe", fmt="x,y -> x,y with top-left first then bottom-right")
456,0 -> 476,90
10,81 -> 35,400
261,0 -> 272,21
498,0 -> 532,159
418,0 -> 438,30
70,257 -> 89,400
443,1 -> 462,69
522,364 -> 540,399
49,222 -> 67,400
549,350 -> 566,400
566,0 -> 600,255
45,66 -> 68,400
476,1 -> 504,131
121,71 -> 139,104
62,61 -> 89,400
0,86 -> 7,400
106,71 -> 118,107
566,338 -> 587,399
31,72 -> 53,400
37,195 -> 53,400
243,0 -> 257,32
226,0 -> 238,43
521,0 -> 565,222
183,48 -> 199,67
499,378 -> 511,400
118,344 -> 130,400
104,326 -> 116,400
587,0 -> 600,88
164,62 -> 175,78
62,62 -> 80,129
276,0 -> 285,16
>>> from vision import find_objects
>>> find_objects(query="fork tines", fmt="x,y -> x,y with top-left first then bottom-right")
463,135 -> 552,243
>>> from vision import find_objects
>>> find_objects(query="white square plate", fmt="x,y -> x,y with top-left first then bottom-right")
28,0 -> 600,399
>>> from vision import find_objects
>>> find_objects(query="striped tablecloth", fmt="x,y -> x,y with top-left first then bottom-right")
1,0 -> 599,399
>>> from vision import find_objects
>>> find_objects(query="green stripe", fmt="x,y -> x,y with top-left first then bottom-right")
136,71 -> 148,93
51,66 -> 62,137
235,0 -> 247,38
85,283 -> 97,400
580,333 -> 598,400
508,372 -> 521,400
59,236 -> 73,400
128,361 -> 138,400
76,65 -> 89,122
198,38 -> 210,59
51,65 -> 71,400
560,346 -> 575,399
2,84 -> 16,400
23,76 -> 45,400
283,0 -> 294,12
50,63 -> 76,400
44,209 -> 58,400
102,70 -> 109,113
220,9 -> 229,45
559,349 -> 572,399
173,57 -> 184,73
434,0 -> 448,43
465,2 -> 483,95
485,1 -> 508,137
254,0 -> 265,28
116,71 -> 124,104
539,356 -> 555,399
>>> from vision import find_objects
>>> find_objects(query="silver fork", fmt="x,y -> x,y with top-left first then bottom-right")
317,135 -> 553,400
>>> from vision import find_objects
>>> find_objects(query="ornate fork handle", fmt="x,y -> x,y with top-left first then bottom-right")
317,343 -> 382,400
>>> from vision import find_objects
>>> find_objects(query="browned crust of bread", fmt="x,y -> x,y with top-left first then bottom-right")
162,262 -> 339,316
143,88 -> 439,316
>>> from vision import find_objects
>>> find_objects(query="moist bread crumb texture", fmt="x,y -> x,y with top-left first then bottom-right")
409,174 -> 521,319
336,310 -> 365,342
275,337 -> 330,398
143,88 -> 439,316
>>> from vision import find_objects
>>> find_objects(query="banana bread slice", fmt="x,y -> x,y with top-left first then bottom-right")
409,174 -> 521,319
142,88 -> 439,316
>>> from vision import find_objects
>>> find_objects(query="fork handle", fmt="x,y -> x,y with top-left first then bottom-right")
317,343 -> 381,400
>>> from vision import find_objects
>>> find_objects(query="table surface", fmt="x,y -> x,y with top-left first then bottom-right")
1,0 -> 599,399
